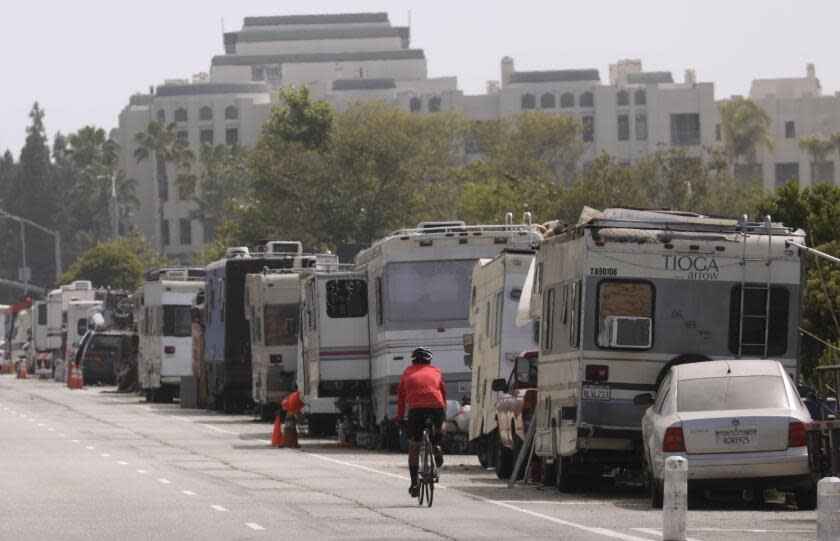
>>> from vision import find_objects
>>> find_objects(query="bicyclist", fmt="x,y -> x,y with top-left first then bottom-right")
395,346 -> 446,497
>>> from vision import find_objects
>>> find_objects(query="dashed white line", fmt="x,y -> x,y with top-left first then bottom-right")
210,505 -> 228,512
201,424 -> 239,435
100,453 -> 111,457
59,433 -> 66,437
182,490 -> 197,496
71,439 -> 80,444
136,469 -> 147,474
245,523 -> 265,531
85,446 -> 95,450
117,461 -> 128,466
47,428 -> 55,432
37,423 -> 44,427
158,478 -> 171,485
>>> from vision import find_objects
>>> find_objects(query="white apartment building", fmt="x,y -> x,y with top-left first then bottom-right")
116,12 -> 833,259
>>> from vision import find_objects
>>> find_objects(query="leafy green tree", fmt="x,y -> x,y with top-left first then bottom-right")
718,97 -> 773,164
58,232 -> 165,291
263,86 -> 334,150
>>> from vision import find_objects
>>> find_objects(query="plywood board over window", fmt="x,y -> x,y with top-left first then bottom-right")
597,281 -> 652,346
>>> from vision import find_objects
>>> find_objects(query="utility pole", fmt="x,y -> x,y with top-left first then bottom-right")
0,207 -> 62,287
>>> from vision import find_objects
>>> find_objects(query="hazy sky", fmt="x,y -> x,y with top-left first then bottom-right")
1,0 -> 838,156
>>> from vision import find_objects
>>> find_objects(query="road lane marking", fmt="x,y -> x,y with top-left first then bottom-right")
632,528 -> 703,541
117,461 -> 128,465
211,505 -> 228,512
158,478 -> 171,484
71,439 -> 80,443
245,523 -> 265,531
100,453 -> 111,457
136,469 -> 147,474
86,446 -> 95,450
37,423 -> 44,426
201,424 -> 239,435
47,428 -> 55,432
182,490 -> 197,496
307,452 -> 651,541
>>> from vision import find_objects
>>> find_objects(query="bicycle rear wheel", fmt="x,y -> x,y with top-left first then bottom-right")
423,434 -> 434,507
417,444 -> 427,506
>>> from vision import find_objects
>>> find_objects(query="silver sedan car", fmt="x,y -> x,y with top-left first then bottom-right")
637,359 -> 815,509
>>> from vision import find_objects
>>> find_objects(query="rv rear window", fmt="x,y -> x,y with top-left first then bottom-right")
163,305 -> 192,337
385,260 -> 474,323
326,280 -> 368,318
596,281 -> 653,349
38,304 -> 47,325
264,304 -> 298,346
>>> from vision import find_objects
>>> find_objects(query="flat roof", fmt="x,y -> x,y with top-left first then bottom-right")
243,13 -> 389,27
211,49 -> 425,66
509,69 -> 600,84
627,71 -> 674,85
332,78 -> 396,91
155,82 -> 268,97
234,26 -> 409,43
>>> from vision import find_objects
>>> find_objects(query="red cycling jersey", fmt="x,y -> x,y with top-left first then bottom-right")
396,363 -> 447,420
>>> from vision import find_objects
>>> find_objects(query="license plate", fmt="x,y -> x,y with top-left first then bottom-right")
582,385 -> 610,401
718,431 -> 755,447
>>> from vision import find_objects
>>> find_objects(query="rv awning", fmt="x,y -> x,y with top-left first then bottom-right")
516,258 -> 535,327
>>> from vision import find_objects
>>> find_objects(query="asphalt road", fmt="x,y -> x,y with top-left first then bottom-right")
0,376 -> 817,540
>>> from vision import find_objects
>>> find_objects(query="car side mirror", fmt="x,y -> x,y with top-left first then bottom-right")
491,378 -> 508,393
633,393 -> 654,406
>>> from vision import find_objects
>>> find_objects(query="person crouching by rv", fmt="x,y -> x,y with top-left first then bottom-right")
395,347 -> 446,497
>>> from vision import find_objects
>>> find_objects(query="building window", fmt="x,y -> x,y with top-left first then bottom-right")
326,279 -> 368,318
579,91 -> 594,107
174,108 -> 188,123
635,113 -> 648,140
176,130 -> 188,140
560,92 -> 575,108
785,121 -> 796,139
157,110 -> 166,123
617,114 -> 630,141
410,97 -> 422,113
734,164 -> 763,181
225,105 -> 238,120
582,115 -> 594,142
200,129 -> 214,146
161,219 -> 170,246
715,123 -> 721,141
540,93 -> 556,109
428,96 -> 441,113
225,128 -> 238,146
251,66 -> 266,81
521,93 -> 536,110
616,90 -> 629,106
728,285 -> 789,356
179,219 -> 192,245
634,89 -> 646,105
812,161 -> 836,185
670,113 -> 701,146
775,162 -> 799,189
199,106 -> 213,122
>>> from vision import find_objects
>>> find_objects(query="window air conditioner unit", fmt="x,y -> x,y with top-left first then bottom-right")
604,316 -> 652,349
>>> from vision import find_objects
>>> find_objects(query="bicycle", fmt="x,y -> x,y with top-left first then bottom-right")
417,418 -> 438,507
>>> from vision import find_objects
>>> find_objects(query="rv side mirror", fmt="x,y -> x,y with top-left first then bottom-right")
633,393 -> 654,406
491,378 -> 508,393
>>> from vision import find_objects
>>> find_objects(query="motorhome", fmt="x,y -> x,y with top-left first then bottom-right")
66,299 -> 102,365
527,208 -> 805,487
465,250 -> 538,470
301,218 -> 542,442
30,300 -> 51,375
245,258 -> 338,421
203,242 -> 319,412
137,268 -> 204,402
48,281 -> 96,375
10,308 -> 32,366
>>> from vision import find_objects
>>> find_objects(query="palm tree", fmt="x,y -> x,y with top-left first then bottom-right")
799,135 -> 836,185
718,97 -> 773,166
134,121 -> 194,248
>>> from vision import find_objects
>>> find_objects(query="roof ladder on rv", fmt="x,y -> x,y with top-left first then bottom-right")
737,215 -> 773,359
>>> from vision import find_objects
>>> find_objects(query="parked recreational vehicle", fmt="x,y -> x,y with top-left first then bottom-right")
465,250 -> 538,470
203,243 -> 319,412
137,268 -> 204,402
527,208 -> 805,488
301,219 -> 542,442
246,263 -> 339,420
49,281 -> 96,375
66,299 -> 102,365
30,300 -> 50,375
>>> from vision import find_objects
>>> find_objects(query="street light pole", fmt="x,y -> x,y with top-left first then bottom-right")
0,207 -> 62,287
19,218 -> 27,294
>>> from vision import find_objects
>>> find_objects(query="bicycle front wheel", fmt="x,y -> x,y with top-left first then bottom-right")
418,446 -> 427,506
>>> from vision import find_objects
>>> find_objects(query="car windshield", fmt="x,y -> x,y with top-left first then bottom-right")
677,375 -> 789,412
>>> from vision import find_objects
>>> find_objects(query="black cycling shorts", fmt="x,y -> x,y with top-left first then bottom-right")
406,407 -> 445,442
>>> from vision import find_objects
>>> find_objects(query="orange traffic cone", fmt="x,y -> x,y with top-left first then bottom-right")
282,417 -> 299,448
17,367 -> 28,379
270,414 -> 284,447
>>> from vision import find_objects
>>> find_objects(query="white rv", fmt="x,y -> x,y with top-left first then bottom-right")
66,299 -> 102,364
245,255 -> 338,421
138,268 -> 204,402
301,218 -> 542,441
466,250 -> 538,465
527,208 -> 805,487
49,281 -> 96,370
30,300 -> 51,375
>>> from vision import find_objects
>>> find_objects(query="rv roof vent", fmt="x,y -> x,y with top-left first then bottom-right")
267,241 -> 303,255
225,246 -> 251,258
71,280 -> 93,290
416,221 -> 466,230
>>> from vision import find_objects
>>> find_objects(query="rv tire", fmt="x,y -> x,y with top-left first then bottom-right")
541,458 -> 556,486
495,436 -> 514,479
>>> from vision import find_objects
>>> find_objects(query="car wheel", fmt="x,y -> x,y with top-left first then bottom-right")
650,468 -> 663,509
794,487 -> 817,510
495,434 -> 514,479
